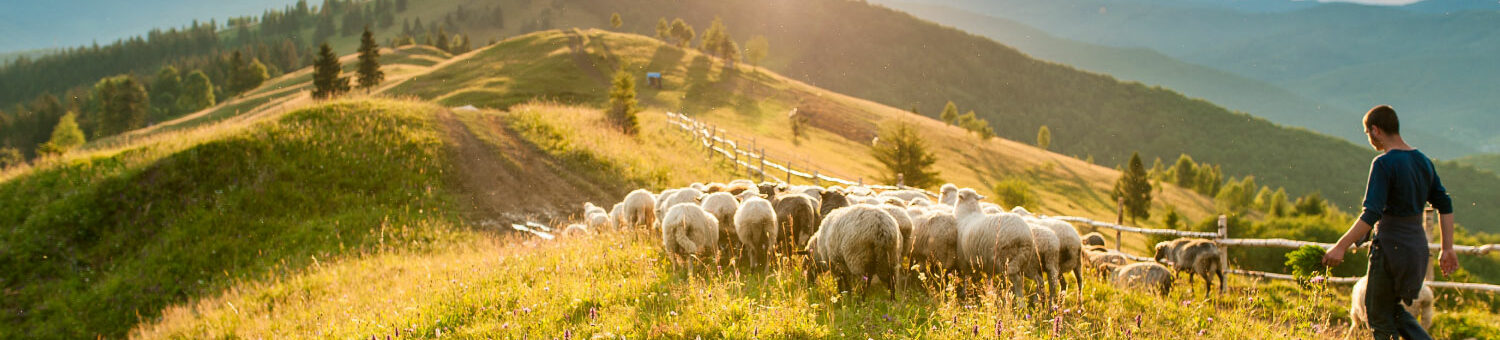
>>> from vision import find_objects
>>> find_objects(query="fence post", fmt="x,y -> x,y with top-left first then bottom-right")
759,148 -> 767,183
1115,197 -> 1125,252
1218,215 -> 1229,278
786,162 -> 793,184
814,170 -> 821,186
897,173 -> 905,188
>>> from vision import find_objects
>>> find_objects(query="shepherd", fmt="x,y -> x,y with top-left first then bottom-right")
1323,105 -> 1459,340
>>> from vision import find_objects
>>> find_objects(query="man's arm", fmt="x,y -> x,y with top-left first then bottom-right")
1324,219 -> 1373,267
1439,213 -> 1459,276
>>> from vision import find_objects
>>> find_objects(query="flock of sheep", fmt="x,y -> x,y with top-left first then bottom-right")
568,179 -> 1435,331
570,179 -> 1227,303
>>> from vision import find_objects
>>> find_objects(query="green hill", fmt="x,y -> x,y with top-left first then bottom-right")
1457,153 -> 1500,176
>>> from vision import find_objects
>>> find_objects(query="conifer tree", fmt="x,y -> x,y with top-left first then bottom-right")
178,70 -> 216,112
1037,125 -> 1051,150
1113,152 -> 1154,223
607,69 -> 639,135
940,101 -> 958,125
872,121 -> 941,189
656,18 -> 670,40
38,112 -> 84,156
610,13 -> 623,29
311,43 -> 350,99
357,26 -> 385,90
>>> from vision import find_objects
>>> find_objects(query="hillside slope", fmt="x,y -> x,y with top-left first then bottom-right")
387,29 -> 1220,224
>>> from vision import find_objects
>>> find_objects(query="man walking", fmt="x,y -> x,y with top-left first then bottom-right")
1323,105 -> 1459,339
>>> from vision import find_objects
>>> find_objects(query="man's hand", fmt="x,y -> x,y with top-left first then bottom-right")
1440,249 -> 1459,276
1323,244 -> 1346,268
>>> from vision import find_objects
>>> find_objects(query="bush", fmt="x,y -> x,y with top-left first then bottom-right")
1284,244 -> 1327,288
992,178 -> 1035,209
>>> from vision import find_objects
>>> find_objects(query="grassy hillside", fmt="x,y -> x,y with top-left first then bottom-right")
880,2 -> 1476,158
390,0 -> 1500,233
387,29 -> 1221,228
0,99 -> 466,338
1457,153 -> 1500,175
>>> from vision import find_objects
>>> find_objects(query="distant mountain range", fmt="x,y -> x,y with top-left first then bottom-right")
0,0 -> 300,53
884,0 -> 1500,156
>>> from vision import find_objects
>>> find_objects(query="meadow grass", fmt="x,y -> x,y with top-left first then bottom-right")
0,99 -> 466,339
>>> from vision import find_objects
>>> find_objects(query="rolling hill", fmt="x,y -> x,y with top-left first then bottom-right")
4,25 -> 1497,339
899,0 -> 1500,154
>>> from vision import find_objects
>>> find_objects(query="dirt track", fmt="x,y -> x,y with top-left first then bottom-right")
436,109 -> 617,228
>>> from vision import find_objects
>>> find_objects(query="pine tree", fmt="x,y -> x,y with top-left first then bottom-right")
435,27 -> 450,52
669,18 -> 694,48
656,18 -> 670,40
940,101 -> 958,125
610,13 -> 622,29
607,69 -> 639,135
872,121 -> 941,189
38,112 -> 84,156
745,35 -> 768,69
312,43 -> 350,99
357,26 -> 385,90
1037,125 -> 1051,150
1113,152 -> 1153,223
151,66 -> 182,116
701,17 -> 727,55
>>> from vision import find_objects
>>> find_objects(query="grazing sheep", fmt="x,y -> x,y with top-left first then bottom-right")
729,179 -> 757,187
954,189 -> 1039,298
1085,247 -> 1130,279
908,196 -> 933,207
1112,262 -> 1173,295
878,189 -> 928,203
658,188 -> 704,225
1081,232 -> 1107,247
734,196 -> 778,268
939,183 -> 960,205
758,182 -> 784,200
562,223 -> 591,236
621,189 -> 658,228
609,203 -> 624,228
819,190 -> 852,217
1153,238 -> 1226,295
1028,223 -> 1062,301
583,202 -> 611,230
689,182 -> 706,191
911,212 -> 962,274
661,203 -> 720,265
774,193 -> 821,253
880,196 -> 907,206
792,185 -> 825,208
704,182 -> 728,193
1350,276 -> 1435,332
1011,206 -> 1032,216
876,204 -> 915,258
726,182 -> 758,196
980,202 -> 1004,215
1034,218 -> 1084,291
700,192 -> 741,265
808,204 -> 903,298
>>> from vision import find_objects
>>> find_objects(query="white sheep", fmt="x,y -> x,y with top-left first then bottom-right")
661,203 -> 720,265
700,192 -> 741,265
658,188 -> 704,225
939,183 -> 959,205
1027,223 -> 1062,302
808,204 -> 903,298
877,189 -> 928,203
980,202 -> 1004,215
621,189 -> 658,228
1112,262 -> 1173,295
562,223 -> 591,236
877,204 -> 915,259
734,196 -> 778,268
954,189 -> 1039,298
907,196 -> 933,207
1034,217 -> 1084,291
911,211 -> 962,274
1350,276 -> 1435,332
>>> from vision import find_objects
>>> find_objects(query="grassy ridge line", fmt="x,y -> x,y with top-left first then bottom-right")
0,99 -> 467,339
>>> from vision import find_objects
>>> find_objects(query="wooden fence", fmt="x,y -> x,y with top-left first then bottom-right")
663,111 -> 1500,293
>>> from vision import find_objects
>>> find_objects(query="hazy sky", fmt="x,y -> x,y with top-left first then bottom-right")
0,0 -> 300,53
1324,0 -> 1423,5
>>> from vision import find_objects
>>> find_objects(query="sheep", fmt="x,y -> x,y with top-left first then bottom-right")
819,189 -> 852,217
562,223 -> 591,236
877,189 -> 928,203
734,196 -> 778,268
1081,232 -> 1107,247
689,182 -> 706,191
661,203 -> 720,266
621,189 -> 658,228
1085,246 -> 1130,279
980,202 -> 1004,215
1350,276 -> 1435,332
609,203 -> 624,228
1011,206 -> 1032,216
954,189 -> 1039,298
791,185 -> 825,207
758,182 -> 784,200
910,211 -> 962,274
658,188 -> 704,225
1112,262 -> 1173,295
704,182 -> 728,193
773,193 -> 821,253
582,202 -> 612,230
876,204 -> 915,258
1033,218 -> 1084,291
938,183 -> 959,205
908,196 -> 933,207
807,204 -> 903,298
879,196 -> 907,206
1153,238 -> 1226,295
1028,223 -> 1062,301
700,192 -> 741,266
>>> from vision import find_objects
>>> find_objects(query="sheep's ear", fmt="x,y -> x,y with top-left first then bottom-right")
976,194 -> 987,201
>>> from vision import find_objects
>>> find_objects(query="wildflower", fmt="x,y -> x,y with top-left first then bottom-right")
972,325 -> 979,336
884,314 -> 892,322
995,320 -> 1003,336
1052,315 -> 1063,337
1134,314 -> 1142,328
669,310 -> 679,316
1198,329 -> 1206,336
1310,276 -> 1325,284
589,307 -> 598,321
564,329 -> 572,340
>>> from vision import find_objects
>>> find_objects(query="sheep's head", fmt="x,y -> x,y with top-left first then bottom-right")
1153,242 -> 1172,264
956,188 -> 985,204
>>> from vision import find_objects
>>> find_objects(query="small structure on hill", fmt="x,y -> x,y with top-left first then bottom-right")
646,72 -> 663,89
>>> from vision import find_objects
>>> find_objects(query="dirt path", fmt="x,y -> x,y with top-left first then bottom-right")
436,109 -> 616,228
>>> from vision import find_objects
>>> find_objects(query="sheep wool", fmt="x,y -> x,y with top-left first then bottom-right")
734,196 -> 778,268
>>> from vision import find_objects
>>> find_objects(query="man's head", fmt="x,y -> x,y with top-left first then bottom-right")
1363,105 -> 1401,151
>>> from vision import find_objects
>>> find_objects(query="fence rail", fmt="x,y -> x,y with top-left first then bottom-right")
662,111 -> 1500,293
